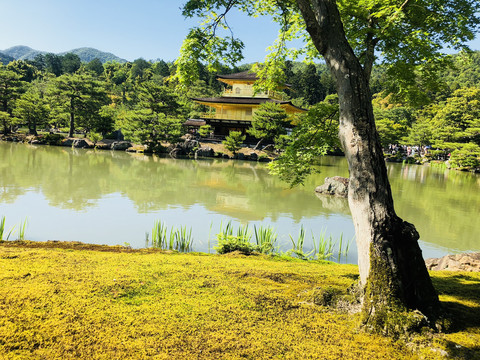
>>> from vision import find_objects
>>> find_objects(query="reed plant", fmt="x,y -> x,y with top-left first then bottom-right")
254,225 -> 277,254
312,228 -> 335,260
17,218 -> 28,241
288,225 -> 314,260
217,220 -> 251,243
0,216 -> 15,241
146,220 -> 351,260
337,235 -> 353,262
174,226 -> 193,252
151,221 -> 168,248
150,221 -> 193,252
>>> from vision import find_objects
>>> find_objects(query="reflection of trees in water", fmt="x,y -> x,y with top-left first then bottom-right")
0,143 -> 329,221
3,142 -> 479,251
387,163 -> 480,251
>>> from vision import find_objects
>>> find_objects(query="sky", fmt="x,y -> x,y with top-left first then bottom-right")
1,0 -> 480,64
0,0 -> 281,63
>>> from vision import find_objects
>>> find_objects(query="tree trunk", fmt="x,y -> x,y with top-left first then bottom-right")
254,137 -> 264,150
69,98 -> 75,138
296,0 -> 440,329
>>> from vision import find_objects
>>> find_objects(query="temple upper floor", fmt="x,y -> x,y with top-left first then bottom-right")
217,71 -> 285,100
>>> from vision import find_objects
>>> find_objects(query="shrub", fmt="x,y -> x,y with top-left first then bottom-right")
449,144 -> 480,170
215,235 -> 258,255
223,131 -> 245,154
198,125 -> 212,138
42,133 -> 65,145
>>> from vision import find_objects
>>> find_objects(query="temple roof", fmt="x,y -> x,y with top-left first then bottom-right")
184,119 -> 206,126
192,96 -> 306,112
216,71 -> 257,81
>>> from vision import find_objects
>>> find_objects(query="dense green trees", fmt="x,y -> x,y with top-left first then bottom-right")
4,42 -> 480,174
49,72 -> 109,137
120,81 -> 183,150
0,65 -> 24,133
248,102 -> 289,149
13,85 -> 50,135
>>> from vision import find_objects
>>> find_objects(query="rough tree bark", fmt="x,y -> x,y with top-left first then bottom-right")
296,0 -> 440,330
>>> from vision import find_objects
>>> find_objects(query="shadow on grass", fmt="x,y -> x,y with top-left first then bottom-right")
431,273 -> 480,359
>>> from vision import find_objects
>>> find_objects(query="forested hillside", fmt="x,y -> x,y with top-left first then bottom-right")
0,52 -> 15,65
1,50 -> 480,170
2,45 -> 127,63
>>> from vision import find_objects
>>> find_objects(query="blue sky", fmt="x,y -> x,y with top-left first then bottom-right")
0,0 -> 280,63
1,0 -> 479,64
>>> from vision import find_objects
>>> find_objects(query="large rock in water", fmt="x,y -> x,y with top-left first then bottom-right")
315,176 -> 349,198
61,138 -> 93,148
425,253 -> 480,272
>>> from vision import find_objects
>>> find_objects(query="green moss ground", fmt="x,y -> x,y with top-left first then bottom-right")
0,241 -> 479,359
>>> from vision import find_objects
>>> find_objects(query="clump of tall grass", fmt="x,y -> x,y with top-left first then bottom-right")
146,220 -> 351,261
287,225 -> 351,262
215,220 -> 256,254
336,234 -> 352,262
253,225 -> 277,254
0,216 -> 16,241
214,222 -> 279,255
217,220 -> 252,242
288,225 -> 314,260
17,218 -> 28,240
149,221 -> 193,252
214,235 -> 258,255
312,228 -> 335,260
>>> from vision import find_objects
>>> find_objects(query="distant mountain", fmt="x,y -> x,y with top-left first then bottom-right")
2,45 -> 45,61
1,45 -> 127,64
0,51 -> 15,65
58,48 -> 127,64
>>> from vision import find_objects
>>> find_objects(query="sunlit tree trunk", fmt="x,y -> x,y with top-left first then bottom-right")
296,0 -> 440,328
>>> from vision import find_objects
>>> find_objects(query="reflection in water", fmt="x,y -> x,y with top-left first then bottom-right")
1,142 -> 479,261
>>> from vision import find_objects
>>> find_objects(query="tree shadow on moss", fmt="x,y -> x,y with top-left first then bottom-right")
444,340 -> 480,360
430,274 -> 480,358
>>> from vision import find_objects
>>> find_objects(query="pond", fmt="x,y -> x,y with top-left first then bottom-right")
1,141 -> 479,263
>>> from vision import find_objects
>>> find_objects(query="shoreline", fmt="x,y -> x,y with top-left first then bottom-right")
3,132 -> 477,172
0,133 -> 276,162
2,239 -> 479,272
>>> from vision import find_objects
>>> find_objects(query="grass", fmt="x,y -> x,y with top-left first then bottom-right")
0,241 -> 479,359
0,216 -> 28,241
149,221 -> 193,252
253,224 -> 277,254
150,220 -> 352,262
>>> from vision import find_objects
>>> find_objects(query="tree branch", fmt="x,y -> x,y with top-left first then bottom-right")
295,0 -> 329,56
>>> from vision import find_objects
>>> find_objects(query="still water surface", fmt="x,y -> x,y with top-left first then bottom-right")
1,142 -> 479,263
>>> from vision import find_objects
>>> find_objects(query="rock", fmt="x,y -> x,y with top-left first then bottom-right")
111,141 -> 132,151
95,142 -> 112,150
425,253 -> 480,272
126,145 -> 146,153
315,176 -> 349,197
195,146 -> 214,158
258,156 -> 271,162
235,153 -> 245,160
61,138 -> 93,148
169,147 -> 182,157
248,152 -> 258,161
314,192 -> 350,214
61,138 -> 75,147
170,139 -> 200,157
183,139 -> 199,154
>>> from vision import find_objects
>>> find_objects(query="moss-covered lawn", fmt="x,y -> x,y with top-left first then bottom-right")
0,241 -> 479,359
